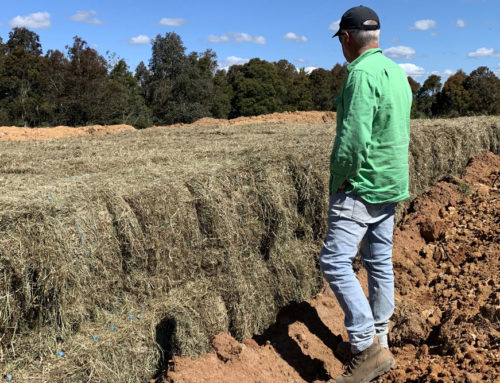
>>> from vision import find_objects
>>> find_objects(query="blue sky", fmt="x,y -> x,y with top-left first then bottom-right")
1,0 -> 499,82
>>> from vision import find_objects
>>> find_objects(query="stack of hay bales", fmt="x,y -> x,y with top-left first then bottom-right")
0,116 -> 498,382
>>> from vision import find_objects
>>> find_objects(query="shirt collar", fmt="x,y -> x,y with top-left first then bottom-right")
347,48 -> 382,71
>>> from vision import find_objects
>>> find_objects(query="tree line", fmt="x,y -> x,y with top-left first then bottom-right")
0,28 -> 498,128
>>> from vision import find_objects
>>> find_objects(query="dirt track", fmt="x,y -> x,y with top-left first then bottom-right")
158,152 -> 500,383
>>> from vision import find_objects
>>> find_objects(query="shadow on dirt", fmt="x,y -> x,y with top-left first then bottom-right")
254,301 -> 343,382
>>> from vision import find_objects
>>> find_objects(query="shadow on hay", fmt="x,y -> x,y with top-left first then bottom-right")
154,316 -> 178,378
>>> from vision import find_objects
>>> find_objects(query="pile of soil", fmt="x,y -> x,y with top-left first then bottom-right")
166,111 -> 337,128
0,124 -> 134,141
0,112 -> 336,142
157,152 -> 499,383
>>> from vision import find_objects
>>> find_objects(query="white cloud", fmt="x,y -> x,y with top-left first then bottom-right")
410,19 -> 437,31
390,37 -> 400,43
294,58 -> 306,63
432,69 -> 456,78
442,69 -> 457,77
159,18 -> 186,27
384,46 -> 416,60
283,32 -> 308,43
208,32 -> 266,45
129,35 -> 151,45
328,19 -> 340,32
304,66 -> 317,74
467,47 -> 500,58
9,11 -> 51,29
218,56 -> 249,71
455,19 -> 466,28
70,10 -> 103,24
399,63 -> 426,78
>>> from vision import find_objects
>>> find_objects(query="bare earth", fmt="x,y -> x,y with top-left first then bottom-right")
156,152 -> 499,383
0,124 -> 135,141
0,111 -> 337,142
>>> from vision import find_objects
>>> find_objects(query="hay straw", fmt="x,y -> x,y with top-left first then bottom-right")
0,116 -> 498,382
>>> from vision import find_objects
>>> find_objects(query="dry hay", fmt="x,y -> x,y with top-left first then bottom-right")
0,116 -> 498,382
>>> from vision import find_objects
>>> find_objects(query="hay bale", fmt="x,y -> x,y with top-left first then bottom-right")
0,116 -> 498,382
409,117 -> 500,197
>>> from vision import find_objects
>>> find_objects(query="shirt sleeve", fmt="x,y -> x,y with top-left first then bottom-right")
330,70 -> 377,190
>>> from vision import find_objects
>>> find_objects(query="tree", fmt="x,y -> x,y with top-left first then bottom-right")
6,27 -> 42,56
407,76 -> 421,95
274,59 -> 299,111
103,59 -> 152,128
309,68 -> 334,111
330,63 -> 348,110
435,70 -> 470,117
228,58 -> 285,117
290,69 -> 313,111
464,66 -> 500,115
407,77 -> 421,118
415,74 -> 441,117
145,33 -> 217,124
135,61 -> 151,87
38,49 -> 68,125
59,36 -> 109,125
0,28 -> 44,126
0,37 -> 8,124
211,69 -> 233,118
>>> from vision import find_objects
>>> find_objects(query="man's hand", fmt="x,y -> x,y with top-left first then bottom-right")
337,180 -> 351,193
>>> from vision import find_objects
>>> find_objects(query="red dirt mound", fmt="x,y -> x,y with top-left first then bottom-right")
0,124 -> 135,141
157,152 -> 500,383
155,111 -> 337,129
0,112 -> 336,141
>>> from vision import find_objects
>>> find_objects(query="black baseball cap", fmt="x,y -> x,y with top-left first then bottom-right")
332,5 -> 380,37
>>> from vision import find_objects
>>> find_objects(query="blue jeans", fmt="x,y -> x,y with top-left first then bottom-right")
320,193 -> 396,354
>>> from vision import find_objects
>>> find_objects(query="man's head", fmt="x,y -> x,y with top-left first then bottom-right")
333,5 -> 380,62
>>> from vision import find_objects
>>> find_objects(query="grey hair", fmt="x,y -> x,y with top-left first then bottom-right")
345,20 -> 380,47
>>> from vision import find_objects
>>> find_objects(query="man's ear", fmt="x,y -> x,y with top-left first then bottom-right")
344,32 -> 352,46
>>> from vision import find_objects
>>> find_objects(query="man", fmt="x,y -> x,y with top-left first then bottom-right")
320,5 -> 412,383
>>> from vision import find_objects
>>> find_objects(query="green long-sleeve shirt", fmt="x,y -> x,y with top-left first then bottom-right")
330,48 -> 412,203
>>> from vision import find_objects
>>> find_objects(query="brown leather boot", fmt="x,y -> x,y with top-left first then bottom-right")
332,341 -> 395,383
335,341 -> 353,364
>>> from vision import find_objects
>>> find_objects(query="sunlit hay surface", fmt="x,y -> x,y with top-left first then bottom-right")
0,116 -> 498,382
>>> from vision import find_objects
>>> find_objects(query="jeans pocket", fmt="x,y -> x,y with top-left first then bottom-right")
351,196 -> 371,222
329,193 -> 355,219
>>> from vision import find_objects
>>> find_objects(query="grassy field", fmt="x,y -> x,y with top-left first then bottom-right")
0,116 -> 498,382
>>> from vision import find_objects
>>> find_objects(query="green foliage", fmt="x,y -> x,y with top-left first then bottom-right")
435,70 -> 470,117
0,28 -> 44,126
211,70 -> 233,118
144,33 -> 217,125
464,66 -> 500,115
414,74 -> 442,118
330,63 -> 348,110
0,27 -> 497,127
58,36 -> 109,125
309,68 -> 334,111
457,183 -> 471,196
104,59 -> 152,129
290,69 -> 314,111
228,58 -> 285,117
